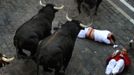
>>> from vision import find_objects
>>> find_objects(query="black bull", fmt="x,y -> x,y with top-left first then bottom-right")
13,4 -> 62,58
76,0 -> 102,15
34,20 -> 85,75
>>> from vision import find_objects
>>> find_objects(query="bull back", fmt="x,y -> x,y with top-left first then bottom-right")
35,19 -> 84,75
13,3 -> 61,58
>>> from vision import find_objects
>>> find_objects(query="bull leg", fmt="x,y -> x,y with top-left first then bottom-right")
55,69 -> 65,75
0,63 -> 2,67
14,40 -> 27,59
30,49 -> 36,57
83,4 -> 91,16
77,1 -> 82,14
55,62 -> 64,75
94,0 -> 102,15
43,66 -> 53,72
55,66 -> 64,75
63,54 -> 72,71
78,3 -> 81,14
55,54 -> 64,75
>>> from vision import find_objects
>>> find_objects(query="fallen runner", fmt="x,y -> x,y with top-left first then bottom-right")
105,48 -> 131,75
77,27 -> 116,45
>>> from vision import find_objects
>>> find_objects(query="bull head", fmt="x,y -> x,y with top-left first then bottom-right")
39,0 -> 64,10
65,13 -> 90,28
1,54 -> 15,62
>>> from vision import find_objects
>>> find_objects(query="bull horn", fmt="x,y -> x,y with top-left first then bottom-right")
80,18 -> 94,28
2,56 -> 15,62
88,21 -> 93,26
54,5 -> 64,10
80,23 -> 88,28
84,18 -> 93,28
66,13 -> 72,21
39,0 -> 46,7
88,16 -> 94,26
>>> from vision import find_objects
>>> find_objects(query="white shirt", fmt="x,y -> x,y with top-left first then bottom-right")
77,28 -> 111,44
94,29 -> 111,44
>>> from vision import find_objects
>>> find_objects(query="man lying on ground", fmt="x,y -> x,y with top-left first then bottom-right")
77,26 -> 116,45
105,48 -> 131,75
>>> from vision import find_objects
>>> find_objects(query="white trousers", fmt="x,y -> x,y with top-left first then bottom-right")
105,59 -> 125,75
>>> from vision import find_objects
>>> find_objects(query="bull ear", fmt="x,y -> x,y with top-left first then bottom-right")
66,13 -> 72,21
39,0 -> 46,7
54,5 -> 64,10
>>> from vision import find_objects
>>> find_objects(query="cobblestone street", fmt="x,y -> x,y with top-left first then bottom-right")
0,0 -> 134,75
